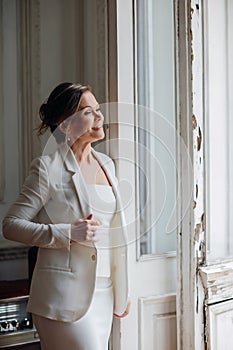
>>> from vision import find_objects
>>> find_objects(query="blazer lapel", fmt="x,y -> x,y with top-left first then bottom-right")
59,143 -> 92,217
91,148 -> 118,192
72,172 -> 92,217
91,148 -> 128,249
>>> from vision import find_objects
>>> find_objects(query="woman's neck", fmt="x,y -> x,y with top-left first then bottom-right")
71,141 -> 92,165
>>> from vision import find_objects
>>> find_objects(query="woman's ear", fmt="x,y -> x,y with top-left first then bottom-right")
57,121 -> 68,135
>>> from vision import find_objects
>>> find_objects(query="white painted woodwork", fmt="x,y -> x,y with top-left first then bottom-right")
190,2 -> 206,349
176,0 -> 233,348
175,0 -> 195,349
208,300 -> 233,350
139,294 -> 177,350
200,262 -> 233,305
181,1 -> 233,350
228,0 -> 233,254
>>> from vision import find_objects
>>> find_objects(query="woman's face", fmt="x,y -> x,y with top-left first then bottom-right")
61,90 -> 105,144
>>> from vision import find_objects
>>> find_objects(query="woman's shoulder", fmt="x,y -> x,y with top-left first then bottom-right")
29,147 -> 62,171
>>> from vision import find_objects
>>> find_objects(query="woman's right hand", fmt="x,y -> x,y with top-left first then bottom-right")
70,213 -> 100,243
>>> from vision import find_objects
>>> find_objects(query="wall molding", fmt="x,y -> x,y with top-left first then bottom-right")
208,299 -> 233,350
139,294 -> 177,350
18,0 -> 41,183
96,0 -> 108,103
0,1 -> 5,202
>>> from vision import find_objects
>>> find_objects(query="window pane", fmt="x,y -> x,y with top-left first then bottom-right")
135,0 -> 177,255
205,0 -> 233,259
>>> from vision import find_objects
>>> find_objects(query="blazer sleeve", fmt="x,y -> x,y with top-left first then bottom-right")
2,157 -> 71,249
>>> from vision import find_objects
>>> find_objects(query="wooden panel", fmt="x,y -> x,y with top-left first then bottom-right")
153,312 -> 177,349
139,294 -> 176,350
208,300 -> 233,350
200,261 -> 233,304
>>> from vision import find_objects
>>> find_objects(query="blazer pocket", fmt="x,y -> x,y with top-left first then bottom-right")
37,266 -> 72,273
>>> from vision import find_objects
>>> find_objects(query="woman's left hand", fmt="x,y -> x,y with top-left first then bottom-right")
114,299 -> 131,319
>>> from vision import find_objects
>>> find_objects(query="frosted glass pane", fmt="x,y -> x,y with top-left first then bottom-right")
136,0 -> 177,255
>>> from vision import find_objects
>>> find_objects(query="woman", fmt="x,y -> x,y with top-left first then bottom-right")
3,82 -> 130,350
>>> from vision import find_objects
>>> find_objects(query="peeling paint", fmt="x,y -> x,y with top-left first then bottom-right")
195,223 -> 202,242
192,114 -> 197,129
196,183 -> 199,198
201,212 -> 205,232
190,29 -> 193,42
200,261 -> 233,304
191,2 -> 206,346
197,126 -> 202,151
191,52 -> 195,62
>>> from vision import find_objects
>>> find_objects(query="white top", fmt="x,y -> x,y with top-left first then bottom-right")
86,184 -> 116,278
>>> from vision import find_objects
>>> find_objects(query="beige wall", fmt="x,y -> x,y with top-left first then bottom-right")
0,0 -> 109,279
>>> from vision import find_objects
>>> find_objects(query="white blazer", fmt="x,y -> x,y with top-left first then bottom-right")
3,143 -> 129,322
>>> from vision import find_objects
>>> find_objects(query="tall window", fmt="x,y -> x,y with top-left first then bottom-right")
134,0 -> 177,256
204,0 -> 233,260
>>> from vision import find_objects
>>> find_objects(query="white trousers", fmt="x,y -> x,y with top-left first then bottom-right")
32,278 -> 113,350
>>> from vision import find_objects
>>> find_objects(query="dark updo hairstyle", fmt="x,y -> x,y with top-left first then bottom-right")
38,82 -> 90,143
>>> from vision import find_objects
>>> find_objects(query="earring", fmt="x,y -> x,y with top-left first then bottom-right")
67,137 -> 71,142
